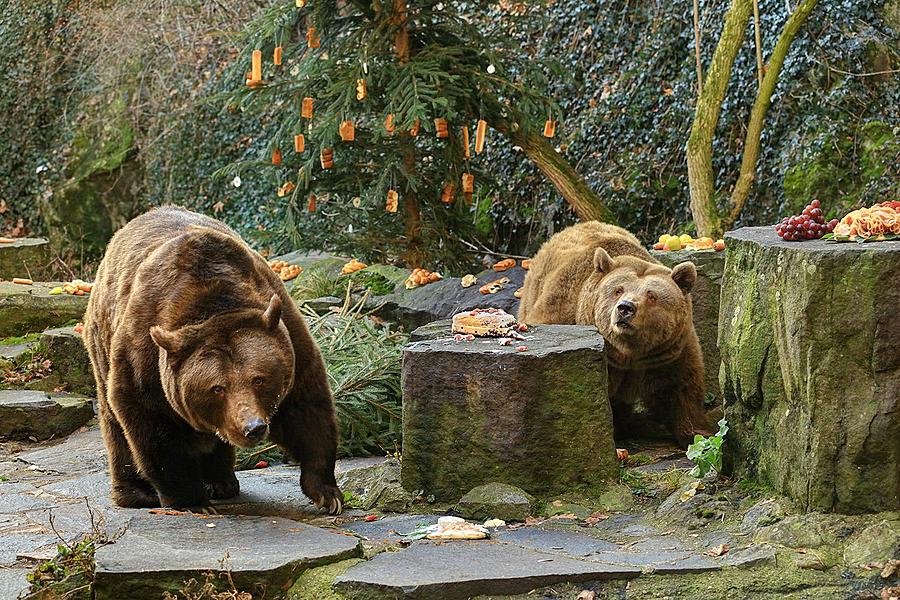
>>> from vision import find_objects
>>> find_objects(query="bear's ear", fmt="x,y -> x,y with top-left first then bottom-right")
149,325 -> 186,355
671,262 -> 697,294
261,294 -> 282,331
593,248 -> 615,275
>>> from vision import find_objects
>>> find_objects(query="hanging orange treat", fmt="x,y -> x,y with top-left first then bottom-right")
475,119 -> 487,153
441,182 -> 456,204
385,113 -> 395,134
434,118 -> 449,138
409,119 -> 420,136
277,181 -> 296,197
386,190 -> 399,213
320,148 -> 334,169
271,147 -> 282,165
339,120 -> 355,142
295,0 -> 305,6
461,172 -> 474,193
273,46 -> 283,66
245,72 -> 262,88
294,134 -> 305,153
308,193 -> 317,212
251,50 -> 262,82
307,27 -> 320,48
543,119 -> 557,138
462,126 -> 471,158
301,97 -> 314,119
356,78 -> 367,101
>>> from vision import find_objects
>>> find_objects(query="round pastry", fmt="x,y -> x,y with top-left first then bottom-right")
451,307 -> 517,337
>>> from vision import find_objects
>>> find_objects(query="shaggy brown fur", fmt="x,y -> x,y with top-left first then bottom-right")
83,206 -> 342,513
518,222 -> 710,446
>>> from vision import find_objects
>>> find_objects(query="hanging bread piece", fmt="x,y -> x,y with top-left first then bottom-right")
409,119 -> 420,136
462,126 -> 471,159
308,193 -> 317,212
386,189 -> 399,212
301,97 -> 314,119
434,118 -> 449,138
543,119 -> 557,138
307,27 -> 320,48
271,147 -> 282,165
461,172 -> 474,193
273,46 -> 283,66
441,182 -> 456,204
276,181 -> 296,197
251,50 -> 262,82
356,78 -> 367,101
475,119 -> 487,153
320,148 -> 334,169
385,113 -> 396,134
339,120 -> 355,142
294,134 -> 305,153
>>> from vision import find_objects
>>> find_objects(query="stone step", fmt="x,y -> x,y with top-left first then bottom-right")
93,513 -> 363,599
0,390 -> 94,441
334,540 -> 642,599
0,281 -> 87,337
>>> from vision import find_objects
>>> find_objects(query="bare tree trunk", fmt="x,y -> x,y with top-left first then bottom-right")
693,0 -> 704,95
686,0 -> 753,238
752,0 -> 764,87
726,0 -> 820,227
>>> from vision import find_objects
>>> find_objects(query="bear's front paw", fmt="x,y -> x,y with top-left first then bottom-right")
158,484 -> 209,510
301,473 -> 343,515
205,475 -> 240,500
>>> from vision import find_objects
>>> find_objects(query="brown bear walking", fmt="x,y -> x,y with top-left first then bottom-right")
83,206 -> 343,513
518,222 -> 710,446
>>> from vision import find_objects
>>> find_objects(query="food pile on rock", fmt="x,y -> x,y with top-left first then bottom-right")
340,258 -> 367,275
774,200 -> 839,241
424,516 -> 489,540
268,260 -> 303,281
451,308 -> 529,349
832,201 -> 900,242
405,267 -> 442,289
49,280 -> 93,295
653,234 -> 725,252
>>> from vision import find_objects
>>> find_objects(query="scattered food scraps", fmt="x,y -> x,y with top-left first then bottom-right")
73,323 -> 84,335
425,516 -> 489,540
705,543 -> 729,557
460,274 -> 477,288
254,460 -> 269,469
479,276 -> 510,295
492,258 -> 516,272
12,278 -> 32,285
405,267 -> 442,289
616,448 -> 629,461
364,515 -> 379,522
515,345 -> 528,352
483,518 -> 506,528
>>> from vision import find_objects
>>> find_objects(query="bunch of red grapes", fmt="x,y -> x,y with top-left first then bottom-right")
774,200 -> 839,241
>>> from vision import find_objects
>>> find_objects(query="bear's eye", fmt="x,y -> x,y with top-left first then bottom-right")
211,385 -> 225,395
252,376 -> 264,387
614,287 -> 624,297
647,291 -> 657,302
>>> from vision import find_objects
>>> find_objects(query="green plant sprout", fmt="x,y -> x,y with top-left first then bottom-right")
686,418 -> 728,478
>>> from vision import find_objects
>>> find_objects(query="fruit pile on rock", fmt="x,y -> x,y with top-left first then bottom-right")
405,268 -> 442,289
653,234 -> 725,252
774,200 -> 838,241
832,201 -> 900,240
49,280 -> 93,295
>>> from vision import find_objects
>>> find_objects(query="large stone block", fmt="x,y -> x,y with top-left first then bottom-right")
29,327 -> 95,396
401,322 -> 617,501
0,238 -> 51,280
653,249 -> 725,403
719,227 -> 900,513
0,390 -> 94,440
0,282 -> 87,337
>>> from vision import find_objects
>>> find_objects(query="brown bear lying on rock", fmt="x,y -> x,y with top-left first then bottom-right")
518,222 -> 710,446
84,206 -> 343,513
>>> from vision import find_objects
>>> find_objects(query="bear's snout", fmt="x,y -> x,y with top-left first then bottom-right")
243,418 -> 269,443
616,299 -> 636,323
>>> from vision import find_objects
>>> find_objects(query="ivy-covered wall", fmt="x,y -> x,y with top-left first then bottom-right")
1,0 -> 897,273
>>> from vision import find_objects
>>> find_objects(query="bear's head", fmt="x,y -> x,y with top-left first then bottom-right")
577,248 -> 696,365
149,295 -> 295,447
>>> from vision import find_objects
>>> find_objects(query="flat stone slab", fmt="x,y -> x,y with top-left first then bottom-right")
334,540 -> 642,599
402,323 -> 617,501
93,513 -> 362,599
0,390 -> 95,441
0,281 -> 88,337
340,514 -> 441,543
16,427 -> 106,474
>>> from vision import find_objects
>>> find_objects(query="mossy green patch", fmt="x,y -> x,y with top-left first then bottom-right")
286,558 -> 363,600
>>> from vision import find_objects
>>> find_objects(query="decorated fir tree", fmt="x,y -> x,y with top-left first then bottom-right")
222,0 -> 612,267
